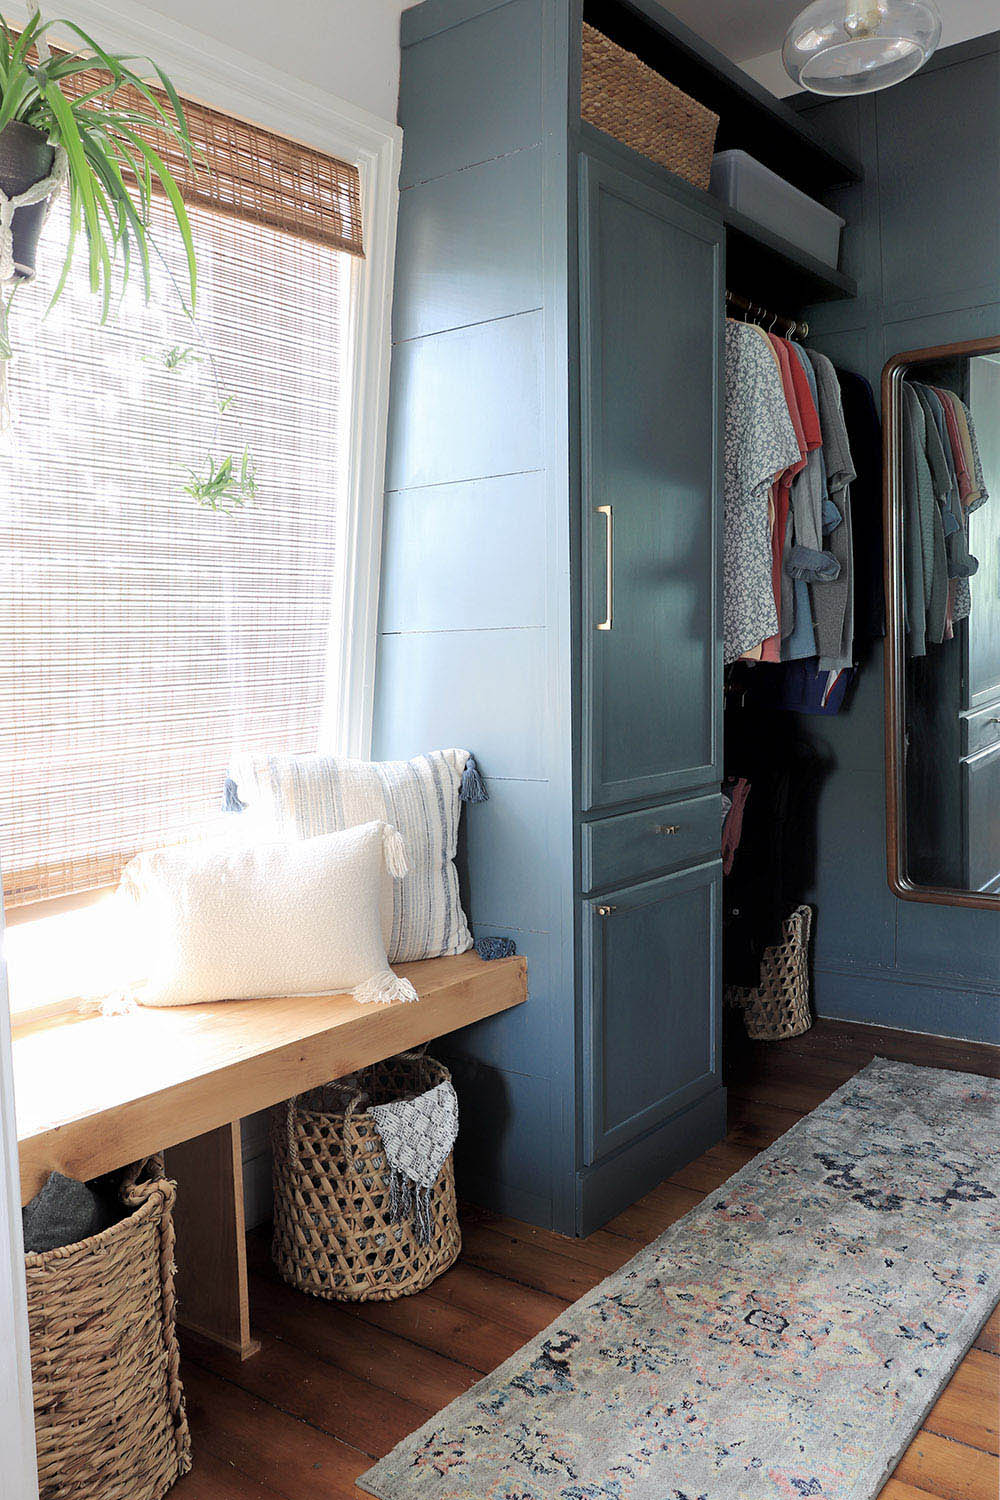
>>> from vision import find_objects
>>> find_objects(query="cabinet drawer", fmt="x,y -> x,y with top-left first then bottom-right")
962,703 -> 1000,758
582,793 -> 721,893
962,740 -> 1000,892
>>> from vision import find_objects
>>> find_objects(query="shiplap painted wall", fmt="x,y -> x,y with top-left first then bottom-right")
797,33 -> 1000,1044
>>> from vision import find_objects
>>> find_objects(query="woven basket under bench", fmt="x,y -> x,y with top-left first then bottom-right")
25,1156 -> 191,1500
271,1052 -> 461,1303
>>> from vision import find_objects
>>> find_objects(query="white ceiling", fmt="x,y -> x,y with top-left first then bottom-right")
662,0 -> 805,63
662,0 -> 1000,96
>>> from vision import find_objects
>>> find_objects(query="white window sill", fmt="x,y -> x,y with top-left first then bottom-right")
5,892 -> 136,1032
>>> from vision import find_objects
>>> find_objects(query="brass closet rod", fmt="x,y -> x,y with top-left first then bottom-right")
725,288 -> 809,340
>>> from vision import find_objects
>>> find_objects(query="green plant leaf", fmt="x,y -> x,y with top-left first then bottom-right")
40,79 -> 103,292
111,122 -> 197,311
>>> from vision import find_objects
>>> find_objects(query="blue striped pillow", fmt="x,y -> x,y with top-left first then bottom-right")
229,750 -> 475,963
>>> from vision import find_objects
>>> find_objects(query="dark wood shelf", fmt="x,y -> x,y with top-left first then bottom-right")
578,122 -> 857,309
583,0 -> 864,192
722,205 -> 857,306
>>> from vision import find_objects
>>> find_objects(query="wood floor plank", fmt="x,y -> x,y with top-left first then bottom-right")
725,1097 -> 805,1150
335,1278 -> 532,1375
458,1224 -> 614,1308
667,1141 -> 758,1193
418,1258 -> 569,1331
921,1349 -> 998,1455
974,1306 -> 999,1356
182,1364 -> 370,1500
769,1021 -> 1000,1080
603,1185 -> 705,1245
247,1274 -> 476,1409
895,1429 -> 1000,1500
467,1211 -> 636,1277
183,1330 -> 428,1454
170,1452 -> 287,1500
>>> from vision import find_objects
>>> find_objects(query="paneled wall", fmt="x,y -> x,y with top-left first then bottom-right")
798,34 -> 1000,1043
372,0 -> 577,1230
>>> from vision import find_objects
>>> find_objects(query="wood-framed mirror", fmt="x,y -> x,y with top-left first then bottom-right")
883,336 -> 1000,908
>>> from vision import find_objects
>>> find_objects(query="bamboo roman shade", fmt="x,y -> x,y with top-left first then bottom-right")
60,66 -> 365,257
0,91 -> 359,906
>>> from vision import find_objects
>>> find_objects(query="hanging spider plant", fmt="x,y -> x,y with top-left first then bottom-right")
0,9 -> 198,317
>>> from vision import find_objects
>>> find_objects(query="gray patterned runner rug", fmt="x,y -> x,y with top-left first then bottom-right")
358,1058 -> 1000,1500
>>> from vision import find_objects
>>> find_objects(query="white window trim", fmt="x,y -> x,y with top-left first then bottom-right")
0,4 -> 402,1489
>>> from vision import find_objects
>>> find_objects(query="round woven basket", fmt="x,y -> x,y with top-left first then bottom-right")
726,904 -> 814,1041
271,1052 -> 461,1302
25,1156 -> 191,1500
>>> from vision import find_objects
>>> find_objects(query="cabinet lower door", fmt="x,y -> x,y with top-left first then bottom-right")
583,860 -> 721,1166
579,151 -> 724,811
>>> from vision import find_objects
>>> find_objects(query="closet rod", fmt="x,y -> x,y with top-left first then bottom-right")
725,288 -> 809,340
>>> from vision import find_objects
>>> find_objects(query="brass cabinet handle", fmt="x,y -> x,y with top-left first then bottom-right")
988,717 -> 1000,726
596,904 -> 617,917
652,824 -> 680,836
596,504 -> 613,631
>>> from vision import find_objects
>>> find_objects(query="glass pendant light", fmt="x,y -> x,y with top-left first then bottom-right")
782,0 -> 942,94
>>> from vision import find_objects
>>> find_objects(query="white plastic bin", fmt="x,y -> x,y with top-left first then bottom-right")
710,149 -> 845,270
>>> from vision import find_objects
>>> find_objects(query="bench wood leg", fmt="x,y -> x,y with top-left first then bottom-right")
164,1120 -> 261,1360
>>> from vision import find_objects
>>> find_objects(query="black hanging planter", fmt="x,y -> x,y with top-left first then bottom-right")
0,120 -> 56,282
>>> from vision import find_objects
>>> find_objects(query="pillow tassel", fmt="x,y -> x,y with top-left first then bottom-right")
381,822 -> 409,879
460,754 -> 488,804
353,969 -> 419,1006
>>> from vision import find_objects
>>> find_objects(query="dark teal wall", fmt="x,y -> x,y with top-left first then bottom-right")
376,0 -> 579,1231
798,34 -> 1000,1043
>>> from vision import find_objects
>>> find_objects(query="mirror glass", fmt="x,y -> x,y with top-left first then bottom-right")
884,338 -> 1000,903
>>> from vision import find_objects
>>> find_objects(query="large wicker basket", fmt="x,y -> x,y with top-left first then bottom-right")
25,1156 -> 191,1500
726,905 -> 814,1041
271,1052 -> 461,1302
581,24 -> 719,190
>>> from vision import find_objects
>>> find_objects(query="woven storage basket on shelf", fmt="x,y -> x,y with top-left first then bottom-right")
25,1156 -> 191,1500
271,1052 -> 461,1303
581,23 -> 719,190
726,904 -> 814,1041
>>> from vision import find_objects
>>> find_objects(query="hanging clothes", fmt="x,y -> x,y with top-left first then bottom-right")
837,369 -> 884,644
899,379 -> 990,653
760,333 -> 810,661
806,348 -> 857,671
783,345 -> 831,663
723,320 -> 801,665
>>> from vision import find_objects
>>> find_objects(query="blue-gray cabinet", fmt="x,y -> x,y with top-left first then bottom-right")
581,154 -> 724,812
583,861 -> 721,1165
378,0 -> 854,1234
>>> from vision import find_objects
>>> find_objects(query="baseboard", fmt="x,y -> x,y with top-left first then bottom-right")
814,964 -> 1000,1045
575,1085 -> 727,1237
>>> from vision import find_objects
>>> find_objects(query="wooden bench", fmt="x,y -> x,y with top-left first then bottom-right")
13,951 -> 526,1357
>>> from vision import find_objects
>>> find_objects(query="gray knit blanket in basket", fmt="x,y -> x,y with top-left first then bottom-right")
370,1081 -> 459,1244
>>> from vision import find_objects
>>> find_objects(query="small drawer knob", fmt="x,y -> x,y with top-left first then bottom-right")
596,904 -> 617,917
652,823 -> 680,836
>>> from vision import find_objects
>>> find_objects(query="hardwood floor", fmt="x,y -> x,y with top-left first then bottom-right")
171,1019 -> 1000,1500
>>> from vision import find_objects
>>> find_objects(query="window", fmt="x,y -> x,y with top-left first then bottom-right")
0,101 -> 369,915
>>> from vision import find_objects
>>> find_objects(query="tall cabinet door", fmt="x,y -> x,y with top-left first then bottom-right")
580,154 -> 724,812
582,861 -> 722,1165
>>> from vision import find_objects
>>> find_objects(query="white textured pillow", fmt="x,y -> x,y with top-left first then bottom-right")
227,749 -> 485,963
120,821 -> 417,1008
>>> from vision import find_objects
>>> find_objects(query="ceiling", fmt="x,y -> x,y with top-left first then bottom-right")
661,0 -> 1000,95
661,0 -> 805,64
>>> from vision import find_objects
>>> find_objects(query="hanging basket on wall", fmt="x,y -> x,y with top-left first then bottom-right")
0,121 -> 67,282
726,904 -> 814,1041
